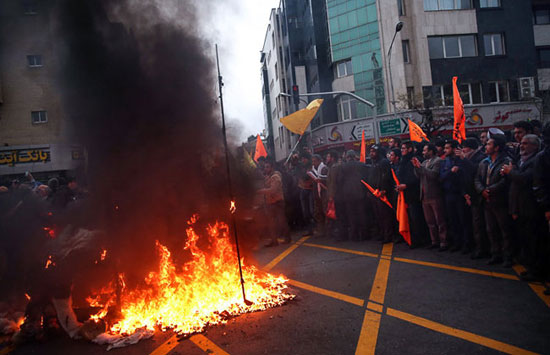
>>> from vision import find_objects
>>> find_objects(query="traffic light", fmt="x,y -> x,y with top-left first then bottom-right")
292,85 -> 300,106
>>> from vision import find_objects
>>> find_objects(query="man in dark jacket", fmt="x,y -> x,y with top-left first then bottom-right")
440,140 -> 471,253
397,142 -> 428,247
475,135 -> 514,266
369,145 -> 395,243
502,134 -> 543,280
461,138 -> 489,259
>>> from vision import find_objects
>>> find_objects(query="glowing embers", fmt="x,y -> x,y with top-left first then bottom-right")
88,215 -> 293,336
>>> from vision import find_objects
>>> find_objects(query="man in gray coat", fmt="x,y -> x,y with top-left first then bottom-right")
412,143 -> 448,250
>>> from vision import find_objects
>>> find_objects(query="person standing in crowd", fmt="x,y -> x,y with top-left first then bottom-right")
257,159 -> 290,247
397,142 -> 428,247
325,150 -> 340,239
533,123 -> 550,294
480,131 -> 488,152
335,150 -> 369,241
311,154 -> 328,238
388,148 -> 401,175
502,134 -> 543,280
461,138 -> 490,259
512,121 -> 533,162
297,152 -> 315,236
440,140 -> 471,253
475,135 -> 514,267
389,137 -> 402,150
412,143 -> 448,251
369,145 -> 395,244
434,139 -> 446,158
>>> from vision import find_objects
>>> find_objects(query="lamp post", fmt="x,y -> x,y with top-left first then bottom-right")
388,21 -> 403,118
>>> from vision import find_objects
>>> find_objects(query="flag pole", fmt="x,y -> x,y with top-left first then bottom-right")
284,134 -> 305,165
216,44 -> 252,306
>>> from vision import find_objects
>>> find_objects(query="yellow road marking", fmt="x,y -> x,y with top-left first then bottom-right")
367,302 -> 383,313
355,310 -> 381,355
288,279 -> 364,306
381,243 -> 393,256
386,308 -> 540,355
150,335 -> 179,355
513,265 -> 550,307
263,236 -> 310,271
369,258 -> 391,304
302,243 -> 378,258
189,334 -> 230,355
394,257 -> 519,281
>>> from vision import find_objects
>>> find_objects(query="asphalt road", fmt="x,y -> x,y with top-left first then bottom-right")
2,233 -> 550,355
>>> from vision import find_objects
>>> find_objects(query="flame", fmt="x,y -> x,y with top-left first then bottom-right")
25,293 -> 31,301
43,227 -> 56,239
230,200 -> 236,214
45,255 -> 55,269
101,249 -> 108,261
88,216 -> 293,336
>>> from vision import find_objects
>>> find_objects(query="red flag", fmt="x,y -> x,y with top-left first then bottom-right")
253,134 -> 267,162
390,169 -> 411,246
452,76 -> 466,143
408,119 -> 429,143
360,130 -> 366,163
361,180 -> 392,209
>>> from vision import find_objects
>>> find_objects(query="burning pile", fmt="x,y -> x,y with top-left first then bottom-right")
87,215 -> 294,339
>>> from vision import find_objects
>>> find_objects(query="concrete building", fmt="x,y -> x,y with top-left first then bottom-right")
0,0 -> 81,179
533,0 -> 550,120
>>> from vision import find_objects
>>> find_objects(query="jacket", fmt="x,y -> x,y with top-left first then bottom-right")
262,171 -> 284,204
508,153 -> 538,216
440,155 -> 465,195
461,149 -> 487,205
414,156 -> 443,201
369,157 -> 395,201
533,148 -> 550,213
336,160 -> 369,201
397,153 -> 420,204
474,153 -> 512,206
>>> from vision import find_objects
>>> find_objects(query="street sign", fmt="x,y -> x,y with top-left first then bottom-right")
351,122 -> 374,140
379,119 -> 401,136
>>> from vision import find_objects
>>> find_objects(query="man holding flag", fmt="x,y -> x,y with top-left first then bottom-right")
369,145 -> 396,244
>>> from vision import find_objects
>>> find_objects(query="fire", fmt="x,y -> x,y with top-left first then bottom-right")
88,216 -> 293,336
43,226 -> 56,239
25,293 -> 31,301
101,249 -> 107,261
230,200 -> 236,214
45,255 -> 55,269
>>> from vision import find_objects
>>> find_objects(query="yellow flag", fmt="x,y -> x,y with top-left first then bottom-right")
243,147 -> 256,170
408,119 -> 429,142
280,99 -> 324,135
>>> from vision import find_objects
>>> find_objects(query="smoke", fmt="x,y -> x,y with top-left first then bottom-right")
52,0 -> 256,282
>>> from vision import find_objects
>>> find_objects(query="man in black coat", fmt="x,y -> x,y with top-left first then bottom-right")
475,135 -> 514,266
502,134 -> 543,280
369,145 -> 395,243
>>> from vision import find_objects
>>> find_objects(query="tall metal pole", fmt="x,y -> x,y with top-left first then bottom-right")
215,44 -> 251,306
387,22 -> 403,119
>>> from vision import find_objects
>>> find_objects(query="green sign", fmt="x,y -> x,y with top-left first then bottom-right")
379,119 -> 401,136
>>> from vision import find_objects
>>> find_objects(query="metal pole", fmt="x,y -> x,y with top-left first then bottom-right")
215,45 -> 252,306
388,30 -> 399,119
280,91 -> 375,108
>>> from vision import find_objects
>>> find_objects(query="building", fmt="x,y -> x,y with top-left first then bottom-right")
261,0 -> 545,160
0,0 -> 82,180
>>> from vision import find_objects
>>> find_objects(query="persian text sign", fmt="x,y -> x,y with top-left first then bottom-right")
0,148 -> 50,166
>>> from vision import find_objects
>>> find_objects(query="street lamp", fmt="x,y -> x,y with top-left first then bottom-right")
388,21 -> 404,118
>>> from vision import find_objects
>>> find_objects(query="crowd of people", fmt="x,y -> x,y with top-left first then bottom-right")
256,120 -> 550,293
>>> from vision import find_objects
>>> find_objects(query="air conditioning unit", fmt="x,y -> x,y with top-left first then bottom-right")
519,77 -> 535,99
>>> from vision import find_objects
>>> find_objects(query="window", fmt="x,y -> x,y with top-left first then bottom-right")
433,85 -> 453,106
534,7 -> 550,25
480,0 -> 500,8
433,83 -> 483,106
337,96 -> 358,121
397,0 -> 406,16
402,40 -> 411,63
23,0 -> 37,14
484,33 -> 505,56
428,35 -> 477,59
274,63 -> 278,80
488,81 -> 509,102
424,0 -> 471,11
31,111 -> 47,124
27,55 -> 42,67
538,47 -> 550,68
336,59 -> 353,78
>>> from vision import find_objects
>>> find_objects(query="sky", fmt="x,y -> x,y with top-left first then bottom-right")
206,0 -> 281,142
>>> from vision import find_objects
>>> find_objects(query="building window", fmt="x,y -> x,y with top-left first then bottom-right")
537,47 -> 550,68
432,85 -> 453,106
534,7 -> 550,25
23,0 -> 37,15
27,55 -> 42,67
424,0 -> 472,11
428,35 -> 477,59
335,59 -> 353,78
397,0 -> 406,16
480,0 -> 500,8
337,96 -> 358,121
484,33 -> 505,56
274,63 -> 278,80
488,81 -> 510,102
402,40 -> 411,63
31,111 -> 47,124
432,83 -> 483,106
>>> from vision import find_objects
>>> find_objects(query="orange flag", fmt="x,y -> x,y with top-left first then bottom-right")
408,119 -> 429,142
361,180 -> 392,209
360,130 -> 366,163
253,134 -> 267,162
391,169 -> 411,246
452,76 -> 466,143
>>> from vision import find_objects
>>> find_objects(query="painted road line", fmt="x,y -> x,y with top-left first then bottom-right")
355,310 -> 381,355
386,307 -> 539,355
149,335 -> 179,355
513,265 -> 550,308
394,257 -> 519,281
355,243 -> 394,355
288,279 -> 365,307
302,243 -> 379,258
263,236 -> 310,271
366,301 -> 383,313
189,334 -> 230,355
